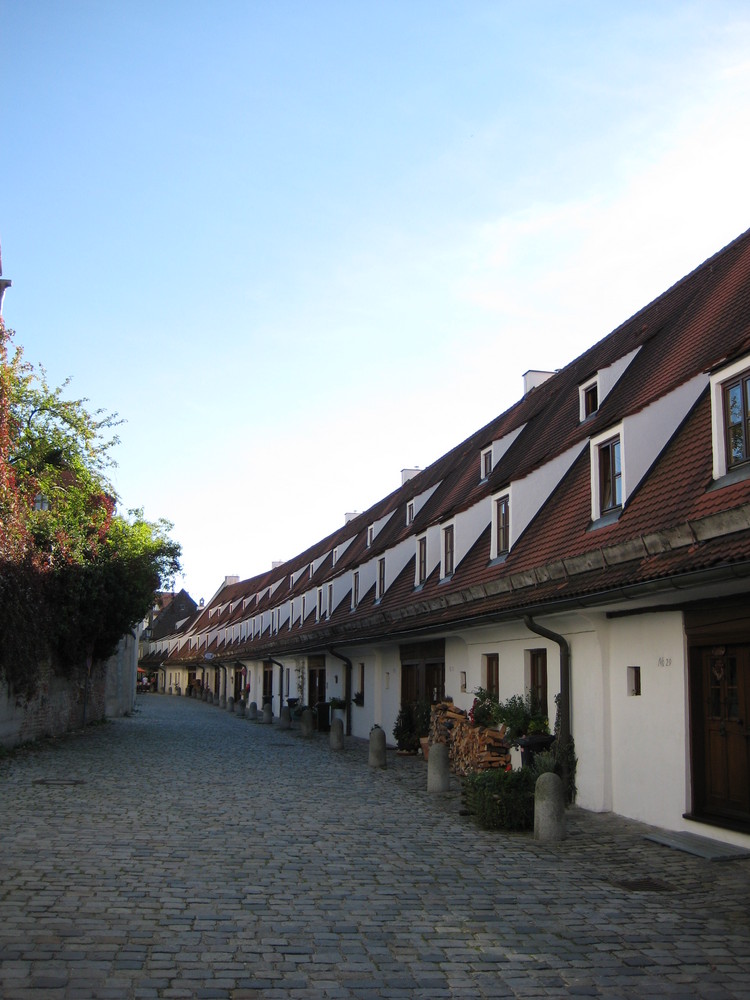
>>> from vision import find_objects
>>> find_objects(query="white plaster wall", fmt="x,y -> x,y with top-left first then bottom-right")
511,443 -> 585,547
607,612 -> 688,829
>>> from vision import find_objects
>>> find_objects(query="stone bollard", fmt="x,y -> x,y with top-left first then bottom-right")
207,691 -> 213,704
368,726 -> 387,768
279,705 -> 291,730
220,696 -> 227,709
247,701 -> 258,720
228,696 -> 235,713
330,717 -> 344,750
534,771 -> 566,843
300,708 -> 314,737
237,699 -> 246,718
427,742 -> 450,792
262,703 -> 273,724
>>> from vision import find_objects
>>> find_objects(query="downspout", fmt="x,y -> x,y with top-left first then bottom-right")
266,658 -> 286,716
523,615 -> 571,792
328,648 -> 353,736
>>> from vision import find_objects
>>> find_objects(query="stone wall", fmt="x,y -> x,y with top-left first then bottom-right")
0,633 -> 137,749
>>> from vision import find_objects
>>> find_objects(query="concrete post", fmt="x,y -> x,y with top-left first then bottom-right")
300,708 -> 314,736
237,699 -> 246,718
534,772 -> 566,842
330,717 -> 344,750
427,742 -> 449,792
228,696 -> 235,713
247,701 -> 258,720
279,705 -> 291,730
369,726 -> 387,768
262,703 -> 273,724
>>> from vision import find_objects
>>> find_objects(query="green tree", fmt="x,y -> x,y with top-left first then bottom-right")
0,321 -> 182,699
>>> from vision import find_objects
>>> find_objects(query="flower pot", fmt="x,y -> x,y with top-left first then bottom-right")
516,733 -> 555,768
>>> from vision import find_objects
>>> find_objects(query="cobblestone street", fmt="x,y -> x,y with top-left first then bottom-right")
2,694 -> 750,999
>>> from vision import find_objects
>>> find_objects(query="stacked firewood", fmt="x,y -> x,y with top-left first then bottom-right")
430,701 -> 510,775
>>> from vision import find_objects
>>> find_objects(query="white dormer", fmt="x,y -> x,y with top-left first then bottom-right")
710,354 -> 750,480
578,347 -> 640,422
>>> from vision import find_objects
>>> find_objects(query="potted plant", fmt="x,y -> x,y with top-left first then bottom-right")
330,696 -> 348,723
494,691 -> 554,766
352,690 -> 365,707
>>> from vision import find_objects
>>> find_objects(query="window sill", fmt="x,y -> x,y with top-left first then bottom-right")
707,462 -> 750,492
588,507 -> 621,531
488,554 -> 508,568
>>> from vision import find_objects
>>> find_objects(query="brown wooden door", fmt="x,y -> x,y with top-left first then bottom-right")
262,663 -> 273,706
701,645 -> 750,821
308,666 -> 326,707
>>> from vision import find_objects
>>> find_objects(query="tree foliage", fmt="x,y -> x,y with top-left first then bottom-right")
0,322 -> 182,697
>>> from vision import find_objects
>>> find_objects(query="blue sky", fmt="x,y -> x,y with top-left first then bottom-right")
4,1 -> 750,602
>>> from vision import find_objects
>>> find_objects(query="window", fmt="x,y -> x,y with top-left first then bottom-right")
327,583 -> 334,617
406,501 -> 414,525
580,378 -> 599,420
598,436 -> 622,512
442,524 -> 454,577
417,536 -> 427,585
496,495 -> 509,556
352,570 -> 359,609
367,525 -> 374,547
485,653 -> 499,698
377,557 -> 386,599
528,648 -> 548,717
301,596 -> 306,623
628,665 -> 641,697
357,662 -> 365,704
481,448 -> 492,479
332,547 -> 338,565
724,370 -> 750,469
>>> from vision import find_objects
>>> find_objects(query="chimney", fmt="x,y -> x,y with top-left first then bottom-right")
401,467 -> 421,485
0,239 -> 11,317
271,560 -> 285,570
344,512 -> 360,524
523,370 -> 555,394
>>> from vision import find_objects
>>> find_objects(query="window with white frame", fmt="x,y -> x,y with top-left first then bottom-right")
710,357 -> 750,479
493,494 -> 510,559
406,501 -> 414,526
481,447 -> 492,480
377,557 -> 386,600
579,377 -> 599,420
317,588 -> 324,621
416,535 -> 427,586
328,583 -> 334,617
590,424 -> 624,521
367,524 -> 374,547
352,569 -> 360,609
442,523 -> 455,578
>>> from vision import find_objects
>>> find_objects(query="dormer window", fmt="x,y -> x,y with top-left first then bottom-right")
417,535 -> 427,585
442,523 -> 455,578
367,525 -> 374,547
580,378 -> 599,421
495,495 -> 510,557
377,558 -> 386,600
352,570 -> 360,609
332,547 -> 338,565
598,436 -> 622,512
724,370 -> 750,468
590,425 -> 624,521
328,583 -> 334,616
317,588 -> 324,621
481,448 -> 492,480
406,501 -> 414,525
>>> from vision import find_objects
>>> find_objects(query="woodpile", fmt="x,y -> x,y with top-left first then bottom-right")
429,701 -> 510,775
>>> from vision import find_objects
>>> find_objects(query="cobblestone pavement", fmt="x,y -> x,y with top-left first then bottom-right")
2,695 -> 750,999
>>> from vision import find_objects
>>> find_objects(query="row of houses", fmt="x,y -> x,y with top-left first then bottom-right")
141,228 -> 750,847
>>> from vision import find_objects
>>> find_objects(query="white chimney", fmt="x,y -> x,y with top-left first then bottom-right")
344,512 -> 360,524
523,370 -> 556,394
401,467 -> 421,485
271,560 -> 285,569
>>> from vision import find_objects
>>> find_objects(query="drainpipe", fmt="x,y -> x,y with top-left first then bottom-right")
266,658 -> 286,716
523,615 -> 571,791
328,648 -> 353,736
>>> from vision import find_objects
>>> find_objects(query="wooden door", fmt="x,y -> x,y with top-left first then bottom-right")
308,666 -> 326,707
701,645 -> 750,821
262,663 -> 273,706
